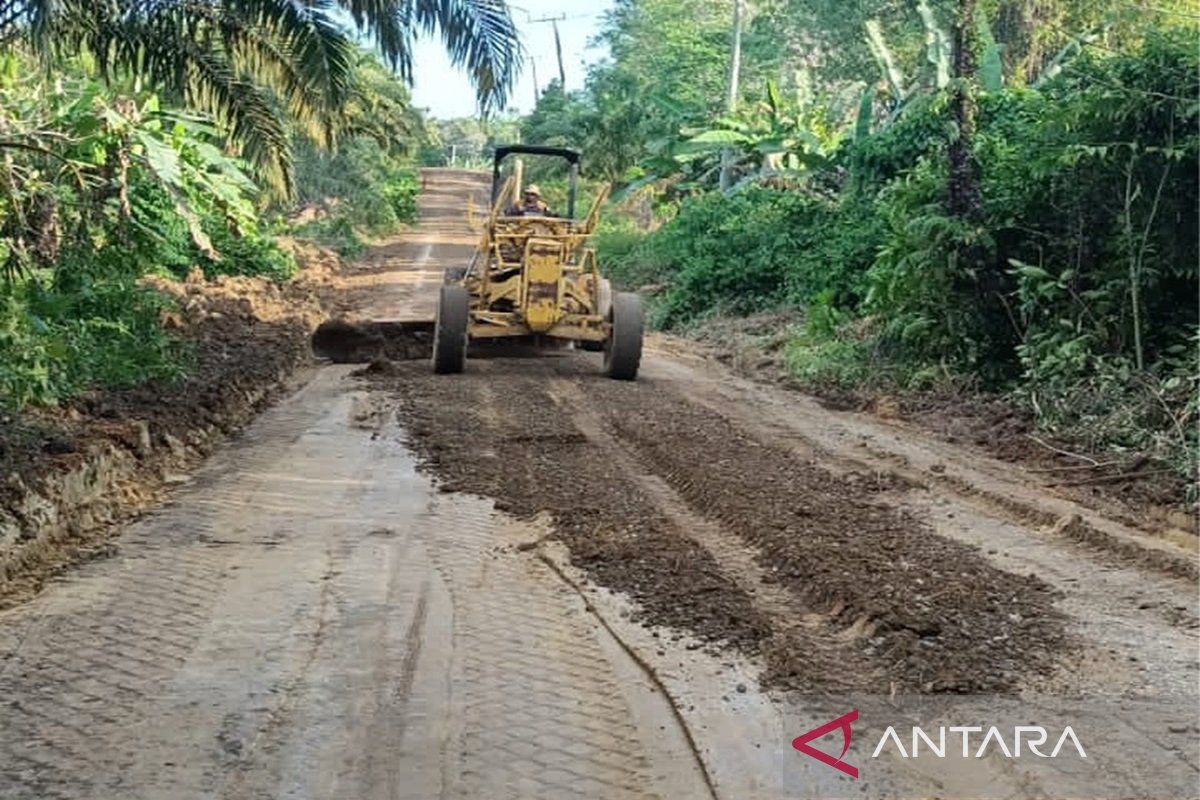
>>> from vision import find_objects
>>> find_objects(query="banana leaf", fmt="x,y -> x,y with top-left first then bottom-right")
917,0 -> 950,89
855,86 -> 873,142
865,19 -> 905,99
976,13 -> 1003,92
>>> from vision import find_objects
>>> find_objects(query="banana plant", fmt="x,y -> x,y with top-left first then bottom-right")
864,0 -> 950,116
672,80 -> 840,191
917,0 -> 952,89
861,0 -> 1003,133
976,13 -> 1004,92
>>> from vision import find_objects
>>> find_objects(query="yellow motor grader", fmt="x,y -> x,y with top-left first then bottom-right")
432,145 -> 644,380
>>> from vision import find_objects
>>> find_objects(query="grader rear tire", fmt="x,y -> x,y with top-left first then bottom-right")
432,284 -> 469,374
604,292 -> 643,381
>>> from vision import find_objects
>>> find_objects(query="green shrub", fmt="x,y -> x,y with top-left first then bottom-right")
0,290 -> 57,408
201,222 -> 297,282
599,186 -> 886,329
784,335 -> 875,390
293,216 -> 365,258
614,31 -> 1197,475
629,188 -> 801,325
292,137 -> 421,237
593,216 -> 652,287
381,171 -> 419,222
0,63 -> 298,409
0,278 -> 185,409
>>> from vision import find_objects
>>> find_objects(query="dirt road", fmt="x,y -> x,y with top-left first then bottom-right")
1,170 -> 1196,799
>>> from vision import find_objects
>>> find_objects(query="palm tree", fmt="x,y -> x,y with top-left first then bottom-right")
0,0 -> 521,192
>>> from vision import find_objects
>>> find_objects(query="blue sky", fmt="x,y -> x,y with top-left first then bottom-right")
410,1 -> 616,119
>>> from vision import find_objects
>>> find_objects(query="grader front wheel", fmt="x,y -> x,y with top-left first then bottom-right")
604,292 -> 644,381
432,284 -> 469,374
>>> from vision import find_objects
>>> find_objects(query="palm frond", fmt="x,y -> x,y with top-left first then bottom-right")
182,45 -> 293,194
411,0 -> 521,113
1,0 -> 350,192
0,0 -> 523,189
202,1 -> 355,146
342,0 -> 521,112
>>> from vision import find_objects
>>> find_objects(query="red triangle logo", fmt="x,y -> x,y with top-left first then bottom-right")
791,708 -> 859,779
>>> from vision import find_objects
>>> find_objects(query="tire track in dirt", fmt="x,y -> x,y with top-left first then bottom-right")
392,358 -> 774,656
0,395 -> 322,799
545,376 -> 883,693
414,492 -> 680,799
384,355 -> 1065,694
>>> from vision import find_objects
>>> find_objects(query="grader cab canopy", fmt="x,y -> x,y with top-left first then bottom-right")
490,144 -> 581,218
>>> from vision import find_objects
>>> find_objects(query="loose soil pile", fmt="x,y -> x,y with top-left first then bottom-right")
311,319 -> 434,363
590,381 -> 1063,692
380,355 -> 1065,694
394,366 -> 773,653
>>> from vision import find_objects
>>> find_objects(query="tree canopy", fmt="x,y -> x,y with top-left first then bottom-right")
0,0 -> 522,191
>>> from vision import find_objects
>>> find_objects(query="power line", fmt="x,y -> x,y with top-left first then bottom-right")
526,12 -> 568,88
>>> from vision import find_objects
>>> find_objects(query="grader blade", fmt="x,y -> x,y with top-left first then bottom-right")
311,318 -> 436,363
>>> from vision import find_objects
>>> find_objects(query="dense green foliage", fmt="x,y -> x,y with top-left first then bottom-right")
292,145 -> 421,257
520,0 -> 1199,184
0,58 -> 302,408
291,55 -> 427,255
0,46 -> 434,409
0,0 -> 499,411
421,116 -> 523,168
0,0 -> 521,192
575,1 -> 1198,474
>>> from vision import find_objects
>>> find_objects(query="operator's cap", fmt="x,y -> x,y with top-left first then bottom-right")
524,184 -> 542,197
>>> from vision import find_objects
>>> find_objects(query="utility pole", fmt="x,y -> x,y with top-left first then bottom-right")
719,0 -> 745,192
528,13 -> 568,90
553,20 -> 567,87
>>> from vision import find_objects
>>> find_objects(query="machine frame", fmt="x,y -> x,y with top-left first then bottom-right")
433,144 -> 643,380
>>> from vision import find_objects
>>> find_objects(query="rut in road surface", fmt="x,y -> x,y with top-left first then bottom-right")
0,171 -> 718,800
377,355 -> 1065,694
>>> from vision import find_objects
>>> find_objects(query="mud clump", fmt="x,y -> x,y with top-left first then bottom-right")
312,319 -> 386,363
312,319 -> 434,363
351,358 -> 402,378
